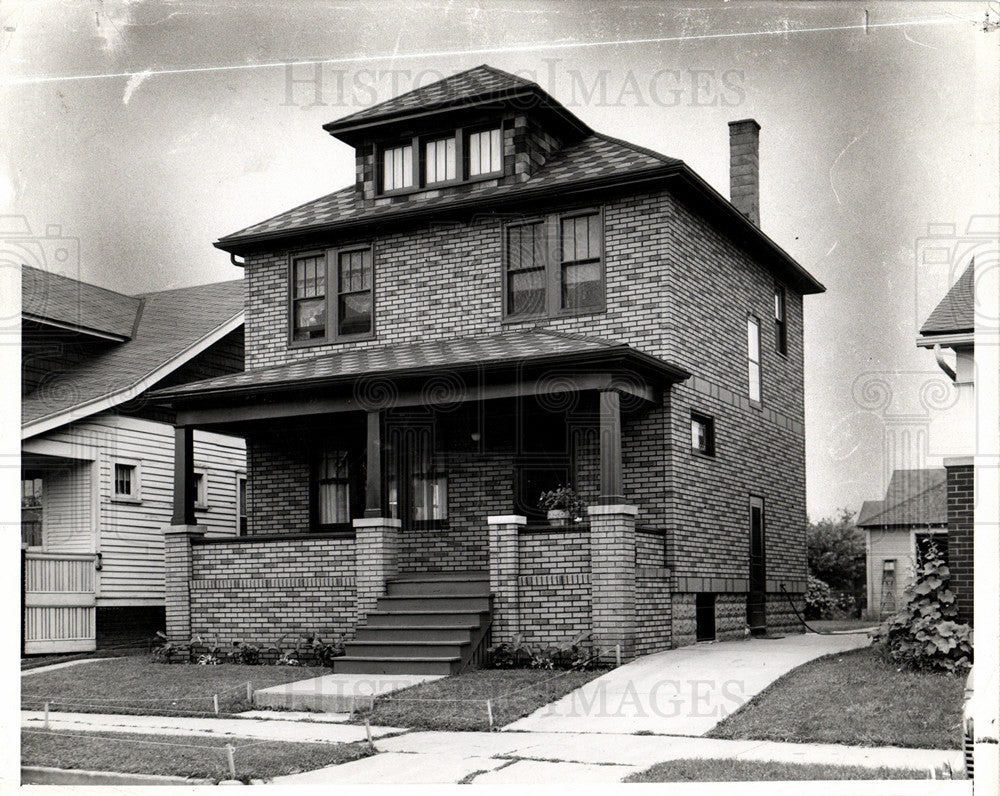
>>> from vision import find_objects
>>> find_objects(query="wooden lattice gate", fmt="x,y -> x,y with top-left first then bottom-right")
23,551 -> 97,654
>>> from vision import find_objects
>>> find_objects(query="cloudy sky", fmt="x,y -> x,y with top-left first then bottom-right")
2,0 -> 997,519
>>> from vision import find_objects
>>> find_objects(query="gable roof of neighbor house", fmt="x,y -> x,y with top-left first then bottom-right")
22,266 -> 143,341
920,258 -> 975,337
22,271 -> 244,438
152,328 -> 690,404
216,65 -> 824,296
856,468 -> 947,528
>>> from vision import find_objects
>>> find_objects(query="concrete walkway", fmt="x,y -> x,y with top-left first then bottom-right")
506,632 -> 871,735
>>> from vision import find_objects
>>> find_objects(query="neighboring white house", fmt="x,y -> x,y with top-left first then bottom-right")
21,267 -> 246,653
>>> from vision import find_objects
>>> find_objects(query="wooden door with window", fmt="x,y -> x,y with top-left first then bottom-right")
747,496 -> 766,632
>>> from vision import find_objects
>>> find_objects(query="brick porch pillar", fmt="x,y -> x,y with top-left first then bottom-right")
589,504 -> 637,662
945,457 -> 974,625
163,525 -> 205,642
488,515 -> 524,644
353,517 -> 400,619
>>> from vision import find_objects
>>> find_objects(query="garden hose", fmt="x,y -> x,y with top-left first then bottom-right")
779,584 -> 879,636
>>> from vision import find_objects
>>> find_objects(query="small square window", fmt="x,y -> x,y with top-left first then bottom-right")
691,413 -> 715,456
193,471 -> 208,509
113,461 -> 141,501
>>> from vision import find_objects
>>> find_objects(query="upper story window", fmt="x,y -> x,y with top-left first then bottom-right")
504,209 -> 605,320
382,143 -> 414,192
747,314 -> 761,403
774,285 -> 787,355
424,136 -> 456,185
291,246 -> 374,345
468,128 -> 502,177
377,125 -> 504,195
691,412 -> 715,456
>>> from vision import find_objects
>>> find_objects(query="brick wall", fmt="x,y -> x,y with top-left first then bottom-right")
636,529 -> 671,655
246,432 -> 311,535
189,536 -> 357,646
946,463 -> 974,625
517,528 -> 592,644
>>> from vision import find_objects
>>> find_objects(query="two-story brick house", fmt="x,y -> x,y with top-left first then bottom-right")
154,65 -> 824,673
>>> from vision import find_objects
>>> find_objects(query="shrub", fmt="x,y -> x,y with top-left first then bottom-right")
229,641 -> 261,665
803,576 -> 836,620
487,632 -> 597,670
875,543 -> 972,674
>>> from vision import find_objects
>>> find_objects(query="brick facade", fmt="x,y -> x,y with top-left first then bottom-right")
946,462 -> 974,625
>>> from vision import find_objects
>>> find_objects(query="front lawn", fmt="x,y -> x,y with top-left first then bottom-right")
624,758 -> 925,782
21,728 -> 371,782
356,667 -> 607,731
708,645 -> 964,749
21,656 -> 330,717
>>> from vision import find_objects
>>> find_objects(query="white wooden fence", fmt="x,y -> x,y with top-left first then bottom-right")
23,551 -> 97,653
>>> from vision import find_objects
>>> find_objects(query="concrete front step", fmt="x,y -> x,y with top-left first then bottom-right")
354,626 -> 474,643
344,641 -> 466,658
376,595 -> 491,612
335,656 -> 461,675
364,610 -> 488,627
387,578 -> 490,597
252,672 -> 444,712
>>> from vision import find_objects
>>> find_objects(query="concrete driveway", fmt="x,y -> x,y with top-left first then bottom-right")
505,631 -> 871,736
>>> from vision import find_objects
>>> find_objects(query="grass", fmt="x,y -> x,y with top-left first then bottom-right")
356,667 -> 607,731
21,728 -> 372,783
708,646 -> 964,749
21,656 -> 331,717
624,758 -> 926,782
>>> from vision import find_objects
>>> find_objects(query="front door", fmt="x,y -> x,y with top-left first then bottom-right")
747,495 -> 766,632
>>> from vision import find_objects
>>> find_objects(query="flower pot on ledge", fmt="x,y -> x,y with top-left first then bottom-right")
547,509 -> 570,527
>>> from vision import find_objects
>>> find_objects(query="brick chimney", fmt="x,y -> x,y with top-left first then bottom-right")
728,119 -> 760,227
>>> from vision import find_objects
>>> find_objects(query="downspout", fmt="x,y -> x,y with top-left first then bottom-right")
932,344 -> 957,382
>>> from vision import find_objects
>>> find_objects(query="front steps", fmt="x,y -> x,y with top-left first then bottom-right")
333,571 -> 492,676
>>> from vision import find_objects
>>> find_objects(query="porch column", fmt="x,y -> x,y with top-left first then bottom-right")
354,517 -> 400,619
171,426 -> 196,526
598,390 -> 624,505
589,503 -> 637,662
488,515 -> 524,644
364,410 -> 385,518
164,525 -> 205,643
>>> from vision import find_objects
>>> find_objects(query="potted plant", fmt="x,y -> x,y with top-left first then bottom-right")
538,485 -> 584,526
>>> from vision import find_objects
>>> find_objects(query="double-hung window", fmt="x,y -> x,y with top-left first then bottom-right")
316,449 -> 351,526
504,209 -> 605,319
291,246 -> 374,344
747,314 -> 761,403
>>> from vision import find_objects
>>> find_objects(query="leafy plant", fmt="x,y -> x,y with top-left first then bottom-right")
275,650 -> 300,666
487,631 -> 596,670
191,633 -> 221,665
229,640 -> 261,665
538,485 -> 585,520
151,631 -> 186,663
874,543 -> 972,674
803,576 -> 836,620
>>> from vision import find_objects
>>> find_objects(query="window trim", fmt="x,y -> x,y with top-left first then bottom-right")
747,313 -> 762,406
690,411 -> 716,457
502,207 -> 606,321
111,458 -> 142,503
288,244 -> 376,347
774,285 -> 787,356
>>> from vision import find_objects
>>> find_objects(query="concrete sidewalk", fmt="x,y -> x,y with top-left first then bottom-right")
274,730 -> 962,784
506,631 -> 871,735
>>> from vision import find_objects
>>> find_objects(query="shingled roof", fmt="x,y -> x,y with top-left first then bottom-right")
152,328 -> 689,403
920,259 -> 975,336
856,468 -> 947,528
324,64 -> 540,131
22,266 -> 142,341
22,277 -> 244,437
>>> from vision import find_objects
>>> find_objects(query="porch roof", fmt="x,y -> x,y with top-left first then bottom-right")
150,329 -> 689,411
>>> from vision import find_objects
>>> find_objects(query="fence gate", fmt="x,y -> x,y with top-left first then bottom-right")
23,551 -> 97,654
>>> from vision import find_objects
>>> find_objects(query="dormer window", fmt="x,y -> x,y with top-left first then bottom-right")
382,143 -> 414,192
468,128 -> 502,177
424,136 -> 457,185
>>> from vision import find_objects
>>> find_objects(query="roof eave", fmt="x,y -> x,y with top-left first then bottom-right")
916,330 -> 974,348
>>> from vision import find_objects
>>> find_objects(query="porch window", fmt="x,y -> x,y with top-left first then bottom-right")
747,314 -> 761,403
317,450 -> 351,526
504,210 -> 604,319
292,254 -> 326,341
386,425 -> 448,525
21,475 -> 43,547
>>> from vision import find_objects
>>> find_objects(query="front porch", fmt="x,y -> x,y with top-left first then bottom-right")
156,330 -> 691,670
